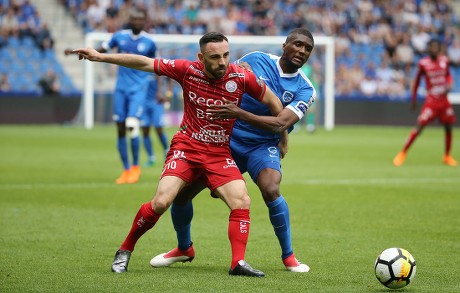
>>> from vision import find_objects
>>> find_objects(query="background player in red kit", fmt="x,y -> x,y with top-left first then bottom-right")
69,32 -> 284,277
393,39 -> 458,167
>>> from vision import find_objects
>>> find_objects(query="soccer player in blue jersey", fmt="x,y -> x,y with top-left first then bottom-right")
65,8 -> 158,184
150,28 -> 316,273
141,76 -> 170,167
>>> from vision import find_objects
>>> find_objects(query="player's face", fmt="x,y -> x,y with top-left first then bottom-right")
427,42 -> 441,58
281,33 -> 314,72
199,41 -> 230,80
130,16 -> 146,34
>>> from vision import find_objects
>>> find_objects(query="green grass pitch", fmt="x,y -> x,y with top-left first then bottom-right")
1,125 -> 459,292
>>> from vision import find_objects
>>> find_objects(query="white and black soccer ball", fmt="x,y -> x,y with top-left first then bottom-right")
374,247 -> 416,289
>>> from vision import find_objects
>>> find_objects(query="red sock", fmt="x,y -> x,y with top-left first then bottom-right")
228,209 -> 250,269
403,129 -> 419,153
445,129 -> 452,156
120,202 -> 161,251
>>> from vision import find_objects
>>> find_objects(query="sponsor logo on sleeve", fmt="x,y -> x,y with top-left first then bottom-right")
295,101 -> 309,114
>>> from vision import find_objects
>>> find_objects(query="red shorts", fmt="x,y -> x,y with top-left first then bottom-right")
160,134 -> 244,190
417,101 -> 456,125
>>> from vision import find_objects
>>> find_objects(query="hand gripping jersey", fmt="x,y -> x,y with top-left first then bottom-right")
232,51 -> 316,145
102,30 -> 157,91
153,58 -> 266,147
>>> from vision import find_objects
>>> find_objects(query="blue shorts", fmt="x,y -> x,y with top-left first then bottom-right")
141,100 -> 165,128
230,138 -> 282,183
112,87 -> 146,122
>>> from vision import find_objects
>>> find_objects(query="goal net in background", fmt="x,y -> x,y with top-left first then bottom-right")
79,33 -> 335,130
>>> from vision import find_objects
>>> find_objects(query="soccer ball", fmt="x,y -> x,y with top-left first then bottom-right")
374,247 -> 416,289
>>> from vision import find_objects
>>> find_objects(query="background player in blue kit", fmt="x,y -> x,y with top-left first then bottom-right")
96,8 -> 157,184
150,28 -> 316,273
141,75 -> 170,167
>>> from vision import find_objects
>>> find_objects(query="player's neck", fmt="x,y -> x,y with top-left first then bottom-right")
279,59 -> 298,74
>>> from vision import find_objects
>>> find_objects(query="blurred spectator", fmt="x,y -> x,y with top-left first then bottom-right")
411,24 -> 432,56
85,0 -> 106,32
395,34 -> 415,69
447,39 -> 460,67
1,7 -> 20,37
35,22 -> 54,51
105,0 -> 120,33
38,69 -> 60,95
360,74 -> 378,97
0,74 -> 11,92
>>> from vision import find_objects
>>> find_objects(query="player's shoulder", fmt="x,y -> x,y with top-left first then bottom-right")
115,29 -> 132,37
438,55 -> 449,63
418,55 -> 433,66
139,31 -> 157,43
240,51 -> 278,62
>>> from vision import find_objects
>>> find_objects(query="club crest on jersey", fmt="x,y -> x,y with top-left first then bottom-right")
137,43 -> 146,52
282,91 -> 294,103
225,80 -> 237,92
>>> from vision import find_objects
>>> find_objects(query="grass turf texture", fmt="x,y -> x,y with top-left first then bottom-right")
1,125 -> 459,292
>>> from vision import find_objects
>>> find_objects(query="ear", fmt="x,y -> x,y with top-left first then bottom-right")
198,52 -> 203,62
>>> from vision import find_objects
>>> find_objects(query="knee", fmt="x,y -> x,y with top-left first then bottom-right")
151,195 -> 172,214
260,183 -> 280,202
125,117 -> 140,138
230,193 -> 251,210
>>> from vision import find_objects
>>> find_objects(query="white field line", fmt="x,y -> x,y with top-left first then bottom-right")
0,178 -> 458,190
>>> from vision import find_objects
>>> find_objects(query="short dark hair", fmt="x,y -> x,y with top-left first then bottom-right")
427,38 -> 441,46
286,28 -> 314,47
199,32 -> 228,50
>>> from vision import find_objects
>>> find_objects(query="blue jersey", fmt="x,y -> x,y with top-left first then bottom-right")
102,30 -> 157,91
232,51 -> 316,145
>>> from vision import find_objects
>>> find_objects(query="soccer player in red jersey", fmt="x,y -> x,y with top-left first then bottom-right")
393,39 -> 458,167
70,32 -> 284,277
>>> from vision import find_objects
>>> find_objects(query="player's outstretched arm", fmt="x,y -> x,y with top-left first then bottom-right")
69,48 -> 155,73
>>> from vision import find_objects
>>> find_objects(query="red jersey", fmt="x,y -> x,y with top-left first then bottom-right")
412,55 -> 452,105
153,58 -> 266,147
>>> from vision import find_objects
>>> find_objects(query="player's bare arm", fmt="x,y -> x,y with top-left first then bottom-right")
69,48 -> 155,73
209,98 -> 299,134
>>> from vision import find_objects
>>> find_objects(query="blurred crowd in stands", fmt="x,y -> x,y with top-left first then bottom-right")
0,0 -> 68,94
1,0 -> 460,99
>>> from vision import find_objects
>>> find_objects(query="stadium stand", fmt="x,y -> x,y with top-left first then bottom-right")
1,0 -> 459,99
0,0 -> 79,95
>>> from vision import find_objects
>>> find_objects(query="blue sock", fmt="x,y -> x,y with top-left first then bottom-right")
143,136 -> 154,159
117,137 -> 129,170
266,195 -> 293,259
131,137 -> 140,166
171,201 -> 193,251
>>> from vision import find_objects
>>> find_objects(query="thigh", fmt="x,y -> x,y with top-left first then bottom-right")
213,179 -> 250,210
128,89 -> 146,119
246,143 -> 282,184
202,151 -> 244,191
152,103 -> 165,128
141,102 -> 153,127
113,90 -> 127,122
439,104 -> 456,124
152,175 -> 188,214
417,104 -> 436,125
